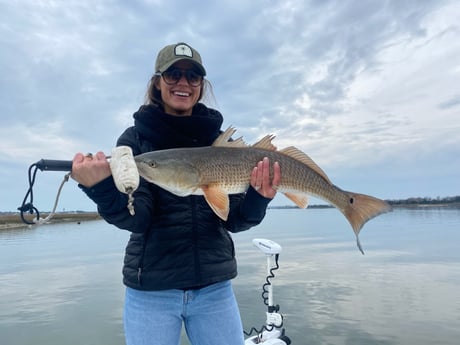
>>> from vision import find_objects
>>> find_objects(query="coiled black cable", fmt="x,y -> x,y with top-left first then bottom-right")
244,254 -> 283,337
262,253 -> 280,306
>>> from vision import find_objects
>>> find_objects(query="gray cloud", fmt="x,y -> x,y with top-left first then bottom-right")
438,95 -> 460,109
0,0 -> 459,210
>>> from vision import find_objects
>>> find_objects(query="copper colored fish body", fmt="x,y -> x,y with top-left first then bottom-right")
135,128 -> 391,253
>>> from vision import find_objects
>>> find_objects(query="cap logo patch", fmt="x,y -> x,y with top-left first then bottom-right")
175,44 -> 193,58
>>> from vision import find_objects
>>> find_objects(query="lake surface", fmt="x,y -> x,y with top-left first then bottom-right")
1,207 -> 459,345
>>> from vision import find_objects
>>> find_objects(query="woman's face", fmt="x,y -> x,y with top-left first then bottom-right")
156,60 -> 203,116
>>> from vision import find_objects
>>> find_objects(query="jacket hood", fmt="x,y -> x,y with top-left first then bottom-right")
133,103 -> 223,149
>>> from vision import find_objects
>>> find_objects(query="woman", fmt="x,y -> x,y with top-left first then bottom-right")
71,42 -> 281,345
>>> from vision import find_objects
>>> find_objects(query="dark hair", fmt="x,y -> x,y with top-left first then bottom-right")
144,74 -> 216,108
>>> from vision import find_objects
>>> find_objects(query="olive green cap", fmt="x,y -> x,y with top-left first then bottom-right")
155,42 -> 206,76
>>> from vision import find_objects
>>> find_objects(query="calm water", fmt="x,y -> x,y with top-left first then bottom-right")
1,207 -> 459,345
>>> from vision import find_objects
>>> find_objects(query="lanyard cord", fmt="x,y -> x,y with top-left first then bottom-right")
18,163 -> 40,225
17,163 -> 70,225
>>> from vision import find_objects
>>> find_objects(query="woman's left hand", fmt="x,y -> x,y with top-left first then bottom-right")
250,157 -> 281,199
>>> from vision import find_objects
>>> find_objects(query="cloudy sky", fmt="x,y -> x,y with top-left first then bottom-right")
1,0 -> 459,212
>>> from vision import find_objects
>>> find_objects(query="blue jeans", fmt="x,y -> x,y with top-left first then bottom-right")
123,280 -> 245,345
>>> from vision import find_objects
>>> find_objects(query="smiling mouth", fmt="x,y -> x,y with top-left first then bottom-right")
173,91 -> 190,97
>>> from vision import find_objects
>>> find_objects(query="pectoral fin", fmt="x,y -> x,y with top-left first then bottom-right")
201,184 -> 230,221
283,192 -> 309,209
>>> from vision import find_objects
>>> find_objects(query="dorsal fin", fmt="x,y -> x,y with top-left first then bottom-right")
279,146 -> 332,184
252,134 -> 277,151
212,127 -> 248,148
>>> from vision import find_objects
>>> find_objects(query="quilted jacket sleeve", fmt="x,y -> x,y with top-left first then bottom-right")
223,186 -> 272,233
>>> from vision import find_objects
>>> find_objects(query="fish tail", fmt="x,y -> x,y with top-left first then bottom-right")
342,192 -> 392,254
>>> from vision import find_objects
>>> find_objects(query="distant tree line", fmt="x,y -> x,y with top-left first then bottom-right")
386,195 -> 460,205
268,195 -> 460,209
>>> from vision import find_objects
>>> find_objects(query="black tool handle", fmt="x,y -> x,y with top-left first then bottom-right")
35,159 -> 73,172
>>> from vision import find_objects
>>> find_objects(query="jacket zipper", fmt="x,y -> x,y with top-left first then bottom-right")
137,267 -> 142,285
191,196 -> 201,283
137,226 -> 153,286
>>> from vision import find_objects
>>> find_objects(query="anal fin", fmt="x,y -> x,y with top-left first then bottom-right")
284,192 -> 309,209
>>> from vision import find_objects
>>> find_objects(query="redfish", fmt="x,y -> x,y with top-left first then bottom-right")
135,127 -> 391,253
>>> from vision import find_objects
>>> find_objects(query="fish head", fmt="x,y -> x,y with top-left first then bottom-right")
134,151 -> 201,196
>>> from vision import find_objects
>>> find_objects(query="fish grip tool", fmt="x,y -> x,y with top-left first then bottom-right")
109,146 -> 139,215
18,146 -> 139,225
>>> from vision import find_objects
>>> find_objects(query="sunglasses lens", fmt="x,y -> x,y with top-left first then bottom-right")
162,70 -> 181,84
185,70 -> 202,86
162,69 -> 202,86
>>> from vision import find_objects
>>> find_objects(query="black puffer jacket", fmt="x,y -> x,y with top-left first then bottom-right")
81,104 -> 272,290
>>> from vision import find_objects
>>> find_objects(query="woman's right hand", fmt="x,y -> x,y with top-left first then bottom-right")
250,157 -> 281,199
71,151 -> 111,188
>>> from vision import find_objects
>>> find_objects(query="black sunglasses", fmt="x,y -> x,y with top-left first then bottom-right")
156,68 -> 203,87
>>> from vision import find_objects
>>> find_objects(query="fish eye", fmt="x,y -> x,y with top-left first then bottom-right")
148,161 -> 156,168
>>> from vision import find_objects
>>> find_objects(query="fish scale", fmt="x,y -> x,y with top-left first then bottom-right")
197,147 -> 329,196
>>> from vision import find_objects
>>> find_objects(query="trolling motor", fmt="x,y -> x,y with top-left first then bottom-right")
244,239 -> 291,345
18,146 -> 139,225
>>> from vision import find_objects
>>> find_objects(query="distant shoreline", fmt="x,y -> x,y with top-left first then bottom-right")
269,203 -> 460,210
2,201 -> 459,230
0,212 -> 101,230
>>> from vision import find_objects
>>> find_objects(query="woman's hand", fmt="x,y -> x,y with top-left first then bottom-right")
71,151 -> 111,188
250,157 -> 281,199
